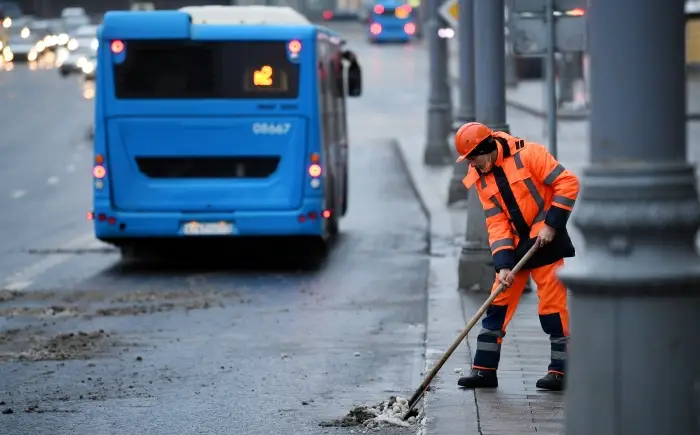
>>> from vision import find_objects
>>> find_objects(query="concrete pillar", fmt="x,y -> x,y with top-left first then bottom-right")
447,0 -> 476,204
561,0 -> 700,434
458,0 -> 509,292
423,0 -> 453,166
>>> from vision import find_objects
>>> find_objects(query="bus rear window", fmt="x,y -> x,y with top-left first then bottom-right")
112,40 -> 299,99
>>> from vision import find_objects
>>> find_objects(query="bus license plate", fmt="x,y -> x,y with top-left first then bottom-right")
183,222 -> 234,236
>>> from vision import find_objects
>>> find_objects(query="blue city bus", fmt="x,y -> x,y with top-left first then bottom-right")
90,6 -> 362,257
367,0 -> 416,43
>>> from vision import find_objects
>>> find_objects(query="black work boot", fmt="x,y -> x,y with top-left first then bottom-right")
457,369 -> 498,389
536,372 -> 565,391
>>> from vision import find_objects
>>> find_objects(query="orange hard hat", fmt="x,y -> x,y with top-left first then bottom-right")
455,122 -> 493,162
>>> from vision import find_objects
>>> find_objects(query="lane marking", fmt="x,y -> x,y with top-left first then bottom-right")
3,233 -> 96,292
47,176 -> 59,185
10,190 -> 26,199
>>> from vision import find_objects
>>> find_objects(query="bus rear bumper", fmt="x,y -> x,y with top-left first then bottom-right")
369,30 -> 413,42
92,201 -> 328,239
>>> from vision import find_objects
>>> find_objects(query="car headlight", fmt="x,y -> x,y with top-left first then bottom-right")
28,49 -> 37,61
82,62 -> 94,74
57,34 -> 69,45
76,56 -> 87,67
20,27 -> 30,38
2,18 -> 11,28
36,41 -> 45,51
67,39 -> 78,50
91,39 -> 98,50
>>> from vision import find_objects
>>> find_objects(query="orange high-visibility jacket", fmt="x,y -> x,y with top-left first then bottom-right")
463,131 -> 580,271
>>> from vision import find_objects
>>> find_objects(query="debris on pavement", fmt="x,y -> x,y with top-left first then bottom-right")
319,396 -> 418,429
0,328 -> 123,362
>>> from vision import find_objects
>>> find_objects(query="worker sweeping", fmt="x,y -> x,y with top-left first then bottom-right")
454,122 -> 579,391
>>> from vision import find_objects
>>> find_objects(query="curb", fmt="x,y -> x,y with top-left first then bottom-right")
391,139 -> 432,253
447,75 -> 588,121
392,138 -> 481,435
505,100 -> 700,121
505,99 -> 589,121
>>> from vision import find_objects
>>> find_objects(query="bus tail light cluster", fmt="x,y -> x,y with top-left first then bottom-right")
404,22 -> 416,35
287,39 -> 301,61
93,154 -> 106,190
308,153 -> 322,189
298,209 -> 332,223
87,212 -> 116,225
370,23 -> 382,35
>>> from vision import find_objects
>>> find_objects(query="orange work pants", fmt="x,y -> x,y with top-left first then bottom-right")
472,259 -> 569,374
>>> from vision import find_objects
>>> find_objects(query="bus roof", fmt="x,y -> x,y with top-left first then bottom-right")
179,5 -> 311,25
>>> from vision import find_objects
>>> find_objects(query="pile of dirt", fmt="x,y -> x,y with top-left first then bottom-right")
0,328 -> 121,362
319,396 -> 418,429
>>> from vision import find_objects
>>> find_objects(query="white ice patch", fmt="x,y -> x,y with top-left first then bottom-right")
321,396 -> 419,429
360,396 -> 414,429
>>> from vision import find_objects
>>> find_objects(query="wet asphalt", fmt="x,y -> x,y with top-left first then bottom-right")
0,24 -> 433,435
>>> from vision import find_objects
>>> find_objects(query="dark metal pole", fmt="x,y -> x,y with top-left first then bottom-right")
458,0 -> 509,292
545,0 -> 558,158
561,0 -> 700,433
423,0 -> 453,166
447,0 -> 476,204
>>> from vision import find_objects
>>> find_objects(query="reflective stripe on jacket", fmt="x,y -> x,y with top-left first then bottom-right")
462,131 -> 580,271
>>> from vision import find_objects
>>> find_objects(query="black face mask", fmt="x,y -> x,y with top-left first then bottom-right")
466,136 -> 497,158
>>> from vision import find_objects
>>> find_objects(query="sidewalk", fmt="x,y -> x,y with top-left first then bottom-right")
447,38 -> 700,121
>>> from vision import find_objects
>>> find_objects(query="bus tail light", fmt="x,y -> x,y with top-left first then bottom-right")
404,23 -> 416,35
88,211 -> 117,224
93,165 -> 106,179
110,40 -> 124,53
288,39 -> 301,54
373,4 -> 384,14
308,164 -> 322,177
298,210 -> 332,224
370,23 -> 382,35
